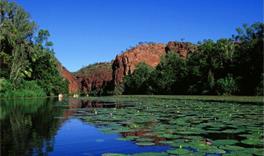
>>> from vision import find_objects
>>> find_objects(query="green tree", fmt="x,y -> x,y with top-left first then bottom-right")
232,22 -> 263,95
215,74 -> 238,95
124,62 -> 153,94
0,1 -> 68,97
148,52 -> 187,94
187,39 -> 235,94
0,0 -> 36,86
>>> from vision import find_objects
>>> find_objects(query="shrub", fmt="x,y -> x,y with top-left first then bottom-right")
215,75 -> 238,95
0,80 -> 46,98
0,78 -> 12,93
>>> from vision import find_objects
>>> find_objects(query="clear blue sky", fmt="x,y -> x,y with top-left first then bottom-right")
15,0 -> 263,72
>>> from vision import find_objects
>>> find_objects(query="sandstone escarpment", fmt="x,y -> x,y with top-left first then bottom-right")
112,43 -> 166,85
75,62 -> 112,94
112,42 -> 196,85
58,65 -> 79,94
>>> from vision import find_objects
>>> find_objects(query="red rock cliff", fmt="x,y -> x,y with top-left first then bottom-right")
58,65 -> 79,94
112,42 -> 196,85
74,62 -> 112,94
112,43 -> 166,85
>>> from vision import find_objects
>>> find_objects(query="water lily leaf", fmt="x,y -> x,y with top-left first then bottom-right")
220,145 -> 245,151
136,142 -> 155,146
136,137 -> 154,142
158,133 -> 179,139
213,139 -> 238,146
132,152 -> 168,156
206,146 -> 226,154
102,153 -> 128,156
167,148 -> 192,155
117,136 -> 139,141
241,138 -> 263,145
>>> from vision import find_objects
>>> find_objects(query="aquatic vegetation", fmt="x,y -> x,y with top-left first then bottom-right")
69,97 -> 264,155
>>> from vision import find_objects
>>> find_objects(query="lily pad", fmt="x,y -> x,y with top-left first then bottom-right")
241,138 -> 263,145
213,139 -> 238,146
220,145 -> 245,151
136,142 -> 155,146
102,153 -> 128,156
132,152 -> 168,156
167,148 -> 193,155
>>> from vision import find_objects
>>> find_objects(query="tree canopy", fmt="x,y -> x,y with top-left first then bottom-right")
124,22 -> 263,96
0,0 -> 68,97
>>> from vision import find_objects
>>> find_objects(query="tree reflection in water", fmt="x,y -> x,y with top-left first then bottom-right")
0,98 -> 65,156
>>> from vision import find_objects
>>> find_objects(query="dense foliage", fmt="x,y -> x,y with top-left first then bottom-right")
0,1 -> 68,97
124,62 -> 154,94
124,23 -> 263,95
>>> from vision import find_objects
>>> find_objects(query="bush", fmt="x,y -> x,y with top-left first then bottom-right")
113,83 -> 125,95
215,75 -> 238,95
0,80 -> 46,98
0,78 -> 12,93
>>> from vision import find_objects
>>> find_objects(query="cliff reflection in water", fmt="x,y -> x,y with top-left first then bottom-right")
0,98 -> 64,156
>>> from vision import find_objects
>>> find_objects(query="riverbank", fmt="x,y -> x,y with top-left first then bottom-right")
78,95 -> 264,104
1,95 -> 263,104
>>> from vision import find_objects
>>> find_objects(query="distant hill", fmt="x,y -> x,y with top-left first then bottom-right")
74,62 -> 112,95
74,62 -> 112,77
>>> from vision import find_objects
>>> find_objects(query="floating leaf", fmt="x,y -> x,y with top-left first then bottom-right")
213,139 -> 238,146
167,148 -> 193,155
102,153 -> 128,156
133,152 -> 168,156
136,142 -> 155,146
241,138 -> 263,145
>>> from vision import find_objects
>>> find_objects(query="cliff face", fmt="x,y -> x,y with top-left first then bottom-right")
74,62 -> 112,94
112,43 -> 166,85
58,65 -> 79,94
112,42 -> 196,85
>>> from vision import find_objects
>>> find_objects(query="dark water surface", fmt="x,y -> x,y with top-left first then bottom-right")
0,97 -> 263,156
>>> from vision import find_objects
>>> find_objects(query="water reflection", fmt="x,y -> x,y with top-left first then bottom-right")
49,118 -> 169,156
0,98 -> 64,156
0,98 -> 170,156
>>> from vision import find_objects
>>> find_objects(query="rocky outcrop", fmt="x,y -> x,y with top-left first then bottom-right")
166,41 -> 196,58
112,42 -> 196,85
74,62 -> 112,94
57,65 -> 79,94
112,43 -> 166,85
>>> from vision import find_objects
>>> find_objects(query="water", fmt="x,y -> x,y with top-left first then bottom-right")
0,97 -> 263,156
0,98 -> 169,156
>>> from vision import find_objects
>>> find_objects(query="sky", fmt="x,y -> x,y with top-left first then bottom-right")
15,0 -> 263,72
